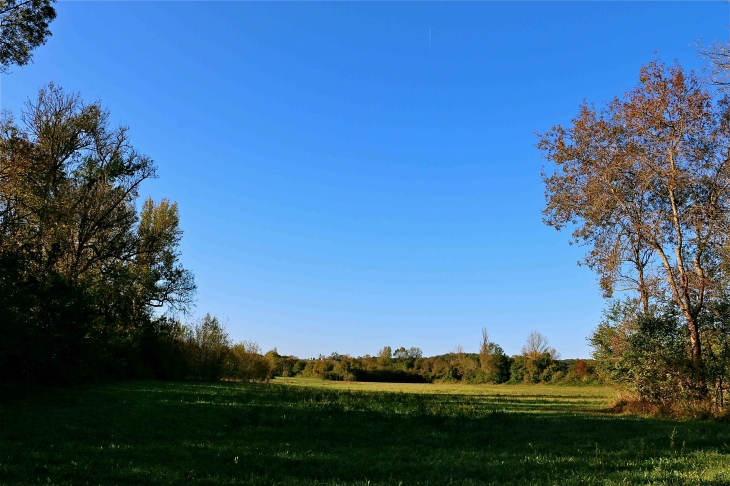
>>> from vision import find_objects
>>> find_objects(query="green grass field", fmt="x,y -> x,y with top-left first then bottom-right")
1,379 -> 730,485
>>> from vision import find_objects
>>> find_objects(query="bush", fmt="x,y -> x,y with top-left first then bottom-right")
228,341 -> 271,382
590,300 -> 701,405
462,368 -> 491,384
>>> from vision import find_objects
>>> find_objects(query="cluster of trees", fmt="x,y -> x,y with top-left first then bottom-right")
147,314 -> 277,382
0,84 -> 198,382
0,2 -> 248,384
271,330 -> 598,385
540,54 -> 730,410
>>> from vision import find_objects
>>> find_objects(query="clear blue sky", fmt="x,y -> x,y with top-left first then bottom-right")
6,2 -> 728,358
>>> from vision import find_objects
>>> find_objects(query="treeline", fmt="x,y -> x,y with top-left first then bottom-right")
264,330 -> 599,385
145,320 -> 599,385
146,314 -> 276,382
137,320 -> 599,385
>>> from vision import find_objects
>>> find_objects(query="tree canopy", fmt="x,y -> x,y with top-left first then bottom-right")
0,0 -> 56,73
0,84 -> 195,382
540,60 -> 730,393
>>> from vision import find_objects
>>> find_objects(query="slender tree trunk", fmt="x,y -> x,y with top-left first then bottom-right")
640,292 -> 650,315
655,246 -> 708,395
685,312 -> 708,395
636,264 -> 650,315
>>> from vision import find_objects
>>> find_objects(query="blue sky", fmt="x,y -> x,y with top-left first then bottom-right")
6,2 -> 729,358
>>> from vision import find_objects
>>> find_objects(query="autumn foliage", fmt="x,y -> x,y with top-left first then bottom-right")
541,59 -> 730,409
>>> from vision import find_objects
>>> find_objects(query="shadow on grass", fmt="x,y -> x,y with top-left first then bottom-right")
1,381 -> 730,485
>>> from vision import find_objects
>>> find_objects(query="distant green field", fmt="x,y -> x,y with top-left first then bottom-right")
1,379 -> 729,485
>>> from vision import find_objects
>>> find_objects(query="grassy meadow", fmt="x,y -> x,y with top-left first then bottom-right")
1,379 -> 730,485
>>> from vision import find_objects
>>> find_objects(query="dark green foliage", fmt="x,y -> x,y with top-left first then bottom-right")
558,359 -> 600,385
509,354 -> 563,384
1,381 -> 729,485
0,85 -> 195,383
479,346 -> 513,383
464,353 -> 512,384
184,314 -> 231,381
476,329 -> 512,383
137,319 -> 274,383
702,300 -> 730,408
0,0 -> 56,73
0,256 -> 95,382
284,350 -> 592,385
589,299 -> 726,406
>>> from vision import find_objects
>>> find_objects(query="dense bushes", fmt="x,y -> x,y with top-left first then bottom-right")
144,315 -> 274,382
228,342 -> 273,382
590,298 -> 730,410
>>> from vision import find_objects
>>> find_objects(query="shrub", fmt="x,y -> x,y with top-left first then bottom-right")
590,300 -> 701,405
228,341 -> 271,382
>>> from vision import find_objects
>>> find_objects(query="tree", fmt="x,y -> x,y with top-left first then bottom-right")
539,60 -> 730,392
187,314 -> 230,381
477,328 -> 511,383
0,84 -> 195,381
478,328 -> 492,367
228,340 -> 270,382
134,198 -> 196,313
0,0 -> 56,73
698,41 -> 730,92
393,346 -> 409,360
521,331 -> 560,360
514,332 -> 560,383
377,345 -> 392,367
574,359 -> 589,379
0,84 -> 156,283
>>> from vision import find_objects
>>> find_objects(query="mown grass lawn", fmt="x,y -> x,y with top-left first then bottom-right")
1,379 -> 729,485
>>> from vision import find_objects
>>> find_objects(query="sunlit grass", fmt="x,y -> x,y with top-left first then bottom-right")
1,380 -> 729,485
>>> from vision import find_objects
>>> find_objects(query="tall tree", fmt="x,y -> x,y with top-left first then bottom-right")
521,331 -> 559,360
0,0 -> 56,73
539,61 -> 730,391
478,328 -> 493,369
0,84 -> 195,381
478,328 -> 510,383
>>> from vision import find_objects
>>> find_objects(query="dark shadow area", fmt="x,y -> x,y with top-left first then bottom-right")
352,369 -> 430,383
1,382 -> 729,485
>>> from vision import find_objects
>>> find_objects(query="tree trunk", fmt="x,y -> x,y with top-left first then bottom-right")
686,313 -> 708,396
636,265 -> 650,315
